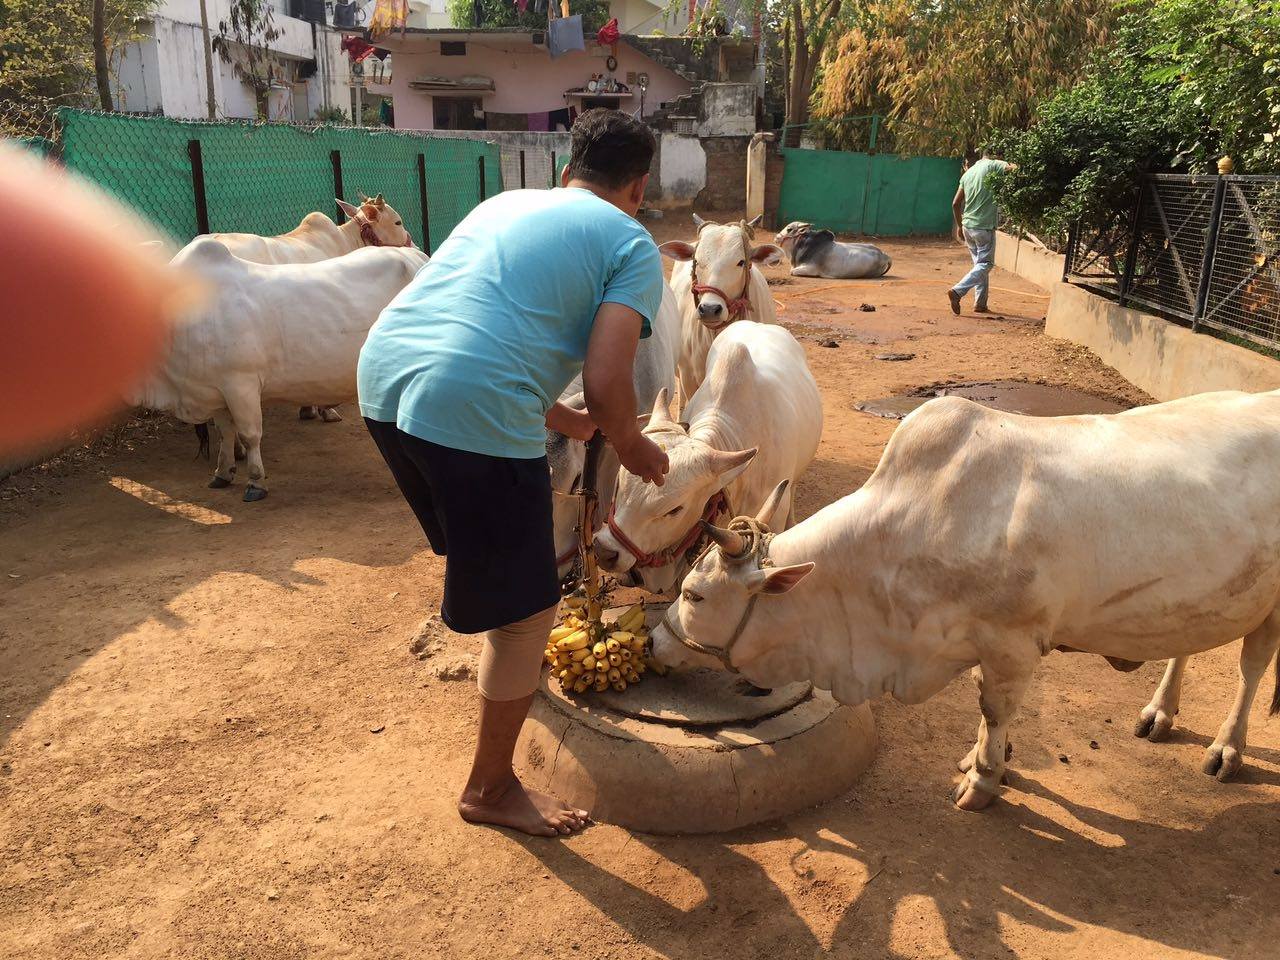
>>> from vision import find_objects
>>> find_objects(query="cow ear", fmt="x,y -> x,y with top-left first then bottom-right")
748,562 -> 815,595
336,198 -> 360,218
658,240 -> 696,262
708,447 -> 756,486
361,201 -> 380,220
750,244 -> 784,266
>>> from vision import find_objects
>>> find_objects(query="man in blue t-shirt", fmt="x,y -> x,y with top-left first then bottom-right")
358,110 -> 668,838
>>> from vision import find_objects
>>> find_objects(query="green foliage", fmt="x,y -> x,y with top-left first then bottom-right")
312,105 -> 351,124
212,0 -> 283,116
447,0 -> 610,32
994,0 -> 1280,242
0,0 -> 157,137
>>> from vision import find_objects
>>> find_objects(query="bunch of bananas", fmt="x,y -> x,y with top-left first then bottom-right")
544,597 -> 667,694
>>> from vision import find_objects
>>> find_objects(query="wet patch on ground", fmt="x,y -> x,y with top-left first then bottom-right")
854,380 -> 1134,420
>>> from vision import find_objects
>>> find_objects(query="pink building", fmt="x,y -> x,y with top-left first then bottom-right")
368,29 -> 696,131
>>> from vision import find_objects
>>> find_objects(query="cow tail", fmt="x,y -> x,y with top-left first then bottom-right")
1270,645 -> 1279,716
194,422 -> 210,460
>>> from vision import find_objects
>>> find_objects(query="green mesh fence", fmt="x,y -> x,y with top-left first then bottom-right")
57,109 -> 504,251
12,136 -> 56,158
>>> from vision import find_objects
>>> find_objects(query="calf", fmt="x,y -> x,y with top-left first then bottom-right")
774,221 -> 892,279
593,321 -> 821,593
653,390 -> 1280,810
659,215 -> 784,404
547,283 -> 682,579
134,239 -> 427,501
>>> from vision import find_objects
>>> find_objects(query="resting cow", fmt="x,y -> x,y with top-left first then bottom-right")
774,221 -> 892,279
659,214 -> 784,405
134,239 -> 428,501
593,321 -> 821,593
209,193 -> 414,422
547,282 -> 682,579
653,390 -> 1280,810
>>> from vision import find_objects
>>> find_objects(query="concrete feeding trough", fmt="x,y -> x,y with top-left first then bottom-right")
517,607 -> 875,834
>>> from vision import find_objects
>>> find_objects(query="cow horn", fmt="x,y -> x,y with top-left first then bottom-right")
699,520 -> 745,556
755,479 -> 789,527
648,387 -> 673,427
692,212 -> 706,230
374,193 -> 385,206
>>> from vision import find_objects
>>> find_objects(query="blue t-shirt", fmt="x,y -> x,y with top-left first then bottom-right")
358,187 -> 663,459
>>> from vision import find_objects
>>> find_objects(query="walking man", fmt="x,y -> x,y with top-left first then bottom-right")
948,147 -> 1017,314
357,110 -> 669,837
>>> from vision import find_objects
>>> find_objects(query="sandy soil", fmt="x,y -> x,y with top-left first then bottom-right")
2,225 -> 1278,960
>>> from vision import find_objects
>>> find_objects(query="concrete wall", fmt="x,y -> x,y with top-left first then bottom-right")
995,230 -> 1065,292
1046,283 -> 1280,401
695,135 -> 750,211
697,83 -> 754,137
380,37 -> 691,130
655,133 -> 706,207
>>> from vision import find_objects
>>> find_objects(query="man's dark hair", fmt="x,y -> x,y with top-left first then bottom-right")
566,109 -> 656,190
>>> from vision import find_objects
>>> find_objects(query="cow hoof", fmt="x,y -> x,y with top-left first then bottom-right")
243,484 -> 268,503
299,406 -> 319,420
208,475 -> 234,489
952,777 -> 998,811
320,407 -> 343,423
1202,744 -> 1242,781
1134,708 -> 1174,742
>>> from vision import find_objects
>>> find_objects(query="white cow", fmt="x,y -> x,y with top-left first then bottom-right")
653,390 -> 1280,811
134,239 -> 428,501
209,194 -> 414,422
658,215 -> 784,405
547,282 -> 682,579
774,221 -> 893,279
593,321 -> 822,593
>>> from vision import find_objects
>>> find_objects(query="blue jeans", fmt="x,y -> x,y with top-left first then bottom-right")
953,227 -> 995,307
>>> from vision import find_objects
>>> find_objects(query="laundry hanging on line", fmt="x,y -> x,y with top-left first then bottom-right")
548,13 -> 584,58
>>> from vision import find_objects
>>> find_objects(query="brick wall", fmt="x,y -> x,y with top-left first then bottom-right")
694,135 -> 751,212
763,139 -> 785,229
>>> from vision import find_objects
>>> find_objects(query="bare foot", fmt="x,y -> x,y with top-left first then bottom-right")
458,775 -> 589,837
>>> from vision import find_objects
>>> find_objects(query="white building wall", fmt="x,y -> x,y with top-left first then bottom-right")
111,1 -> 351,122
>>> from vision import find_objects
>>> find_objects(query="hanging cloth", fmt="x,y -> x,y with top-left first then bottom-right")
341,36 -> 377,62
596,17 -> 619,47
516,0 -> 529,11
548,14 -> 584,58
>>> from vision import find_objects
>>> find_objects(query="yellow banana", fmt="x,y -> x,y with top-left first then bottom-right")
620,649 -> 633,662
557,630 -> 589,652
564,596 -> 588,609
605,638 -> 620,654
549,625 -> 577,644
582,654 -> 597,671
607,653 -> 622,668
573,677 -> 591,693
625,670 -> 640,684
592,642 -> 607,659
594,676 -> 609,692
569,662 -> 585,676
607,667 -> 621,682
569,647 -> 590,662
611,680 -> 627,692
609,631 -> 633,644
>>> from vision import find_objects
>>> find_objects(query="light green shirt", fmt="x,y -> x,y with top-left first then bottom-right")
960,158 -> 1010,230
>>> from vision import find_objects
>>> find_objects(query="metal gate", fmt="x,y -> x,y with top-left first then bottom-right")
777,145 -> 961,235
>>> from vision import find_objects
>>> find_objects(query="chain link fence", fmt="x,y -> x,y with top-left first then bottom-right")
1066,173 -> 1280,352
55,109 -> 508,253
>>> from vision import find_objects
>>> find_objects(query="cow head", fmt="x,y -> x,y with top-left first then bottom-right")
593,389 -> 756,593
650,480 -> 815,673
773,221 -> 812,261
336,193 -> 415,247
658,216 -> 783,327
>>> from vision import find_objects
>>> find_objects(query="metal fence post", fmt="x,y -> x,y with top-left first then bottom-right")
417,152 -> 432,255
1117,180 -> 1148,306
550,150 -> 556,187
187,139 -> 210,235
478,154 -> 486,202
1192,175 -> 1227,332
1063,220 -> 1079,282
519,149 -> 526,189
331,149 -> 345,222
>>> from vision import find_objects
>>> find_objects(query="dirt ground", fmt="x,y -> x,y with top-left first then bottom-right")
2,225 -> 1278,960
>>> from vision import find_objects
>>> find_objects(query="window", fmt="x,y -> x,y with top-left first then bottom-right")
433,96 -> 484,130
441,41 -> 467,55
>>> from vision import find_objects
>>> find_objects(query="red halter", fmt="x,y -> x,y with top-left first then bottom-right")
606,491 -> 729,569
356,213 -> 414,248
691,283 -> 750,328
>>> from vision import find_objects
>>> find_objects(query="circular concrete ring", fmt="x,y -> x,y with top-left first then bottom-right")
516,670 -> 876,835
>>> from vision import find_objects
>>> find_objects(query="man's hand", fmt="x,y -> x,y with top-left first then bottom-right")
545,402 -> 597,442
953,224 -> 966,245
614,431 -> 668,486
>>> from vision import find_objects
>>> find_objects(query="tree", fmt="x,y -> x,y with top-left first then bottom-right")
0,0 -> 157,138
92,0 -> 112,110
212,0 -> 284,119
780,0 -> 842,144
447,0 -> 610,31
813,0 -> 1115,155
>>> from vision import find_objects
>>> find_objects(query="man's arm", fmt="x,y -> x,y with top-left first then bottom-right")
582,302 -> 668,485
545,401 -> 596,442
952,186 -> 966,242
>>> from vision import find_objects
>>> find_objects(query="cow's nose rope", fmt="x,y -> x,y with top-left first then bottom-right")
660,515 -> 774,673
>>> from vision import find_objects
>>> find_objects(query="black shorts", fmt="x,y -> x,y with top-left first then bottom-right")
364,418 -> 560,634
